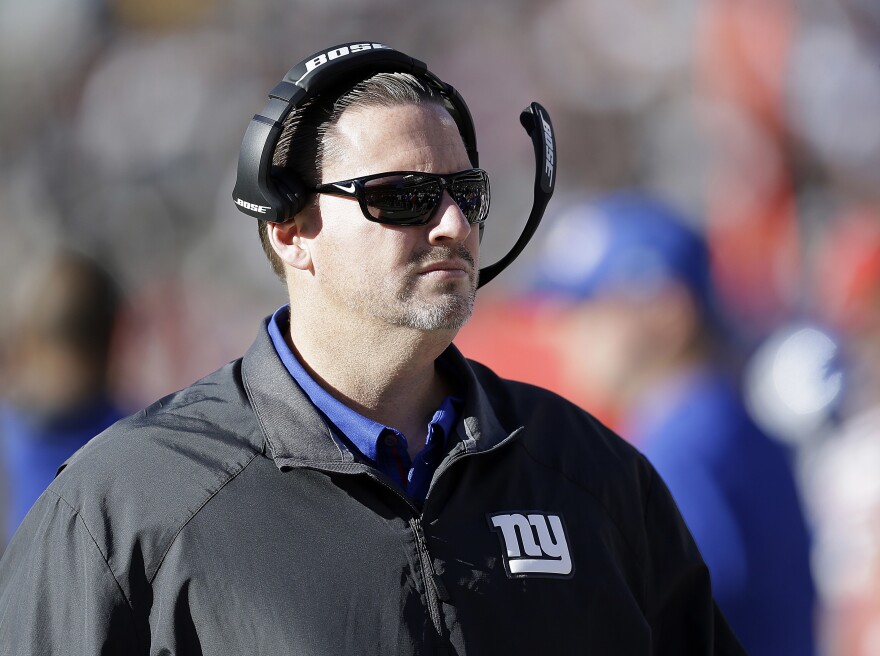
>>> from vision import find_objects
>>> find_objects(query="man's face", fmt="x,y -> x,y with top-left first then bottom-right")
308,102 -> 480,332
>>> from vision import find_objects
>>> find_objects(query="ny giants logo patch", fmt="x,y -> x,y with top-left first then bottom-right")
488,512 -> 573,578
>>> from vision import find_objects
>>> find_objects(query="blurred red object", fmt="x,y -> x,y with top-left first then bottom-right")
696,0 -> 801,336
815,208 -> 880,334
456,297 -> 564,390
455,297 -> 619,430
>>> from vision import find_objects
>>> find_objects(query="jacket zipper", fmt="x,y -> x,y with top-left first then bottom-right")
311,437 -> 524,653
422,426 -> 524,515
350,469 -> 450,650
410,517 -> 449,653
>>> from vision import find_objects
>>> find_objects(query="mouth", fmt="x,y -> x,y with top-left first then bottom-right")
418,259 -> 472,276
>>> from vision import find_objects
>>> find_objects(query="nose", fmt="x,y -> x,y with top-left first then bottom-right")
427,191 -> 472,245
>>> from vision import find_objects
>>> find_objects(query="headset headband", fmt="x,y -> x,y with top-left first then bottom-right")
232,42 -> 478,223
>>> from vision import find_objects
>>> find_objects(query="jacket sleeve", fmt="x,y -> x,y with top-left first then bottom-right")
641,464 -> 746,655
0,489 -> 142,655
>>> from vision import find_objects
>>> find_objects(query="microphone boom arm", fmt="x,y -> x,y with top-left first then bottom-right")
478,102 -> 557,288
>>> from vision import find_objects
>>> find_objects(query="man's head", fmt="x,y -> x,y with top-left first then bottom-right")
258,71 -> 455,278
532,192 -> 717,413
260,70 -> 481,333
3,250 -> 122,419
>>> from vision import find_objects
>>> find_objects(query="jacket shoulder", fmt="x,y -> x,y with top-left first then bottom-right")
467,358 -> 647,471
467,358 -> 657,543
47,358 -> 264,581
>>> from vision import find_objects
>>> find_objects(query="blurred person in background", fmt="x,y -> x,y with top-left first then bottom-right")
0,249 -> 126,545
807,208 -> 880,656
532,191 -> 816,656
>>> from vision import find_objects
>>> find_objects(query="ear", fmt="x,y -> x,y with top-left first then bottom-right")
267,216 -> 314,272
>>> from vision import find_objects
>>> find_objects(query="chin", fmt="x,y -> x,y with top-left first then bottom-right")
398,297 -> 474,331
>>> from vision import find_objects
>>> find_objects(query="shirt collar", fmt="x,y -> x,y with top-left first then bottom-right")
243,315 -> 513,470
267,305 -> 460,463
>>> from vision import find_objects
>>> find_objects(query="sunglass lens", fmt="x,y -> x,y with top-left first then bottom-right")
452,173 -> 490,224
364,178 -> 441,225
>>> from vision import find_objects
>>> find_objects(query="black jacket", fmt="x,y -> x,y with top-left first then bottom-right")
0,319 -> 744,655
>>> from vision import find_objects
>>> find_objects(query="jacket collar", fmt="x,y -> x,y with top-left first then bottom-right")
241,316 -> 513,471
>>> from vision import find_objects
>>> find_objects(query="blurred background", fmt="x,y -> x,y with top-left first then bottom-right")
1,0 -> 879,653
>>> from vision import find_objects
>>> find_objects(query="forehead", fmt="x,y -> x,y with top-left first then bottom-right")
321,103 -> 471,181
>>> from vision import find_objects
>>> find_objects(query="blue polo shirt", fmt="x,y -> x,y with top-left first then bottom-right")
267,306 -> 462,505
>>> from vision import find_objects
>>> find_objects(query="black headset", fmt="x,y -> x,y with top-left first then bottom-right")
232,41 -> 556,288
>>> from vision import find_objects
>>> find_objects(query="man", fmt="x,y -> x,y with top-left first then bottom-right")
532,191 -> 815,655
0,44 -> 743,654
0,249 -> 126,545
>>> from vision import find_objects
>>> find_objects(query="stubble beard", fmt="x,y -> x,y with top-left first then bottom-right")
393,280 -> 476,331
338,245 -> 478,332
392,244 -> 478,331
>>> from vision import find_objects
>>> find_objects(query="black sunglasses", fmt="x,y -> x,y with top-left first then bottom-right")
312,168 -> 490,226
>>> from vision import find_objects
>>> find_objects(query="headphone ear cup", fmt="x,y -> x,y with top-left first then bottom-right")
273,172 -> 308,222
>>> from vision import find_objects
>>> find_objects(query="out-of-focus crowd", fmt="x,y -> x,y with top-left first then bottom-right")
1,0 -> 879,653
